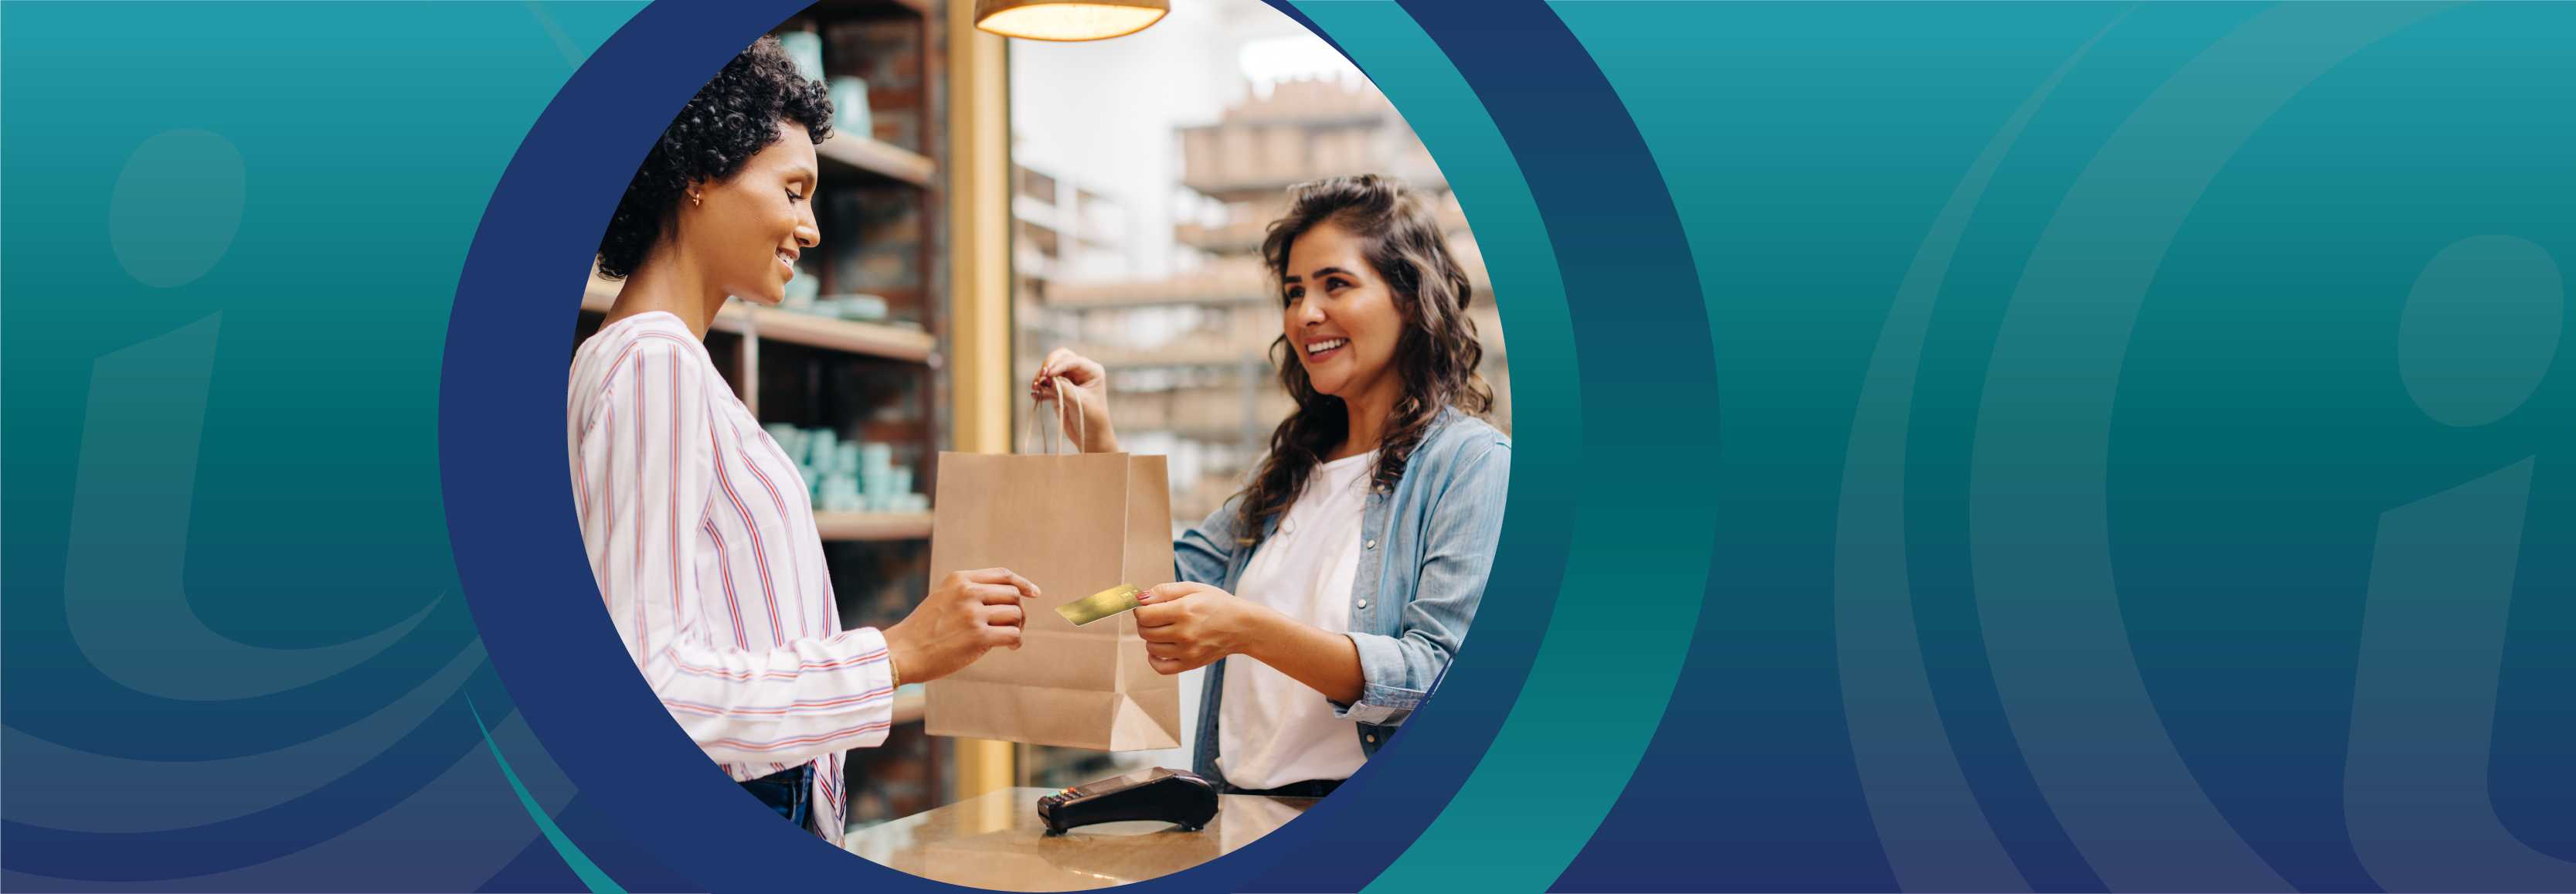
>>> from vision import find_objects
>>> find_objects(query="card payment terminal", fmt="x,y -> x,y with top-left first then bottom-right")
1037,767 -> 1220,835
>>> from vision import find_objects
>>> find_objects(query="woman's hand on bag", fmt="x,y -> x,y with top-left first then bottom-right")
1133,582 -> 1281,674
882,568 -> 1038,685
1031,348 -> 1118,454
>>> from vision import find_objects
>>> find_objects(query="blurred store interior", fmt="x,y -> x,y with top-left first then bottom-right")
1003,0 -> 1510,804
567,0 -> 1507,847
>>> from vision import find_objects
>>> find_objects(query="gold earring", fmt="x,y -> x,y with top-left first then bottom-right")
690,195 -> 701,206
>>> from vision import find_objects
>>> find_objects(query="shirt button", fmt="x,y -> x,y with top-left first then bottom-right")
1365,735 -> 1376,743
1355,600 -> 1368,609
1365,539 -> 1377,549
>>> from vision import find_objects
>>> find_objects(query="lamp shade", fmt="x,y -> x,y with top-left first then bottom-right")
973,0 -> 1169,41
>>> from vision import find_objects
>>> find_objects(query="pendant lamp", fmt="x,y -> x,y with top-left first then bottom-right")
973,0 -> 1169,41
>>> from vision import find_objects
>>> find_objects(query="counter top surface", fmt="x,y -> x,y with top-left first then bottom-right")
843,787 -> 1318,891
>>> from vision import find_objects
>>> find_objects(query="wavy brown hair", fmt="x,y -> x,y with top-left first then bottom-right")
1232,175 -> 1493,546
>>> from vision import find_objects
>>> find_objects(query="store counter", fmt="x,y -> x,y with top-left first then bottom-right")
843,787 -> 1318,891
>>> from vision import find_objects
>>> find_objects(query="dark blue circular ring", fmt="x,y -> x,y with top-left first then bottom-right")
438,1 -> 1703,889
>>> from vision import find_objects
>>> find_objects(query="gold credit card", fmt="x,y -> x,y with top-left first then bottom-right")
1056,584 -> 1145,627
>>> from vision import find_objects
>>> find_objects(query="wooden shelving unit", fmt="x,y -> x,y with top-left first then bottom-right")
580,277 -> 936,544
582,278 -> 936,362
813,510 -> 934,541
569,1 -> 951,559
820,132 -> 936,185
567,0 -> 996,828
775,0 -> 956,828
889,684 -> 926,726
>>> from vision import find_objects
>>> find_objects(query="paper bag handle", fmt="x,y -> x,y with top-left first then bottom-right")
1024,376 -> 1089,455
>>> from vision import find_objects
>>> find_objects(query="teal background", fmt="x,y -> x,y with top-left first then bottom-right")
4,1 -> 2570,892
2,3 -> 654,890
1536,2 -> 2571,891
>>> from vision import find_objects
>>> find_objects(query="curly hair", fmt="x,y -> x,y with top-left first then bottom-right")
1233,175 -> 1493,546
595,36 -> 834,280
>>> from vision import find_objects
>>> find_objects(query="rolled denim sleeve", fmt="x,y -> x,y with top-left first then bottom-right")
1172,497 -> 1243,586
1337,437 -> 1510,726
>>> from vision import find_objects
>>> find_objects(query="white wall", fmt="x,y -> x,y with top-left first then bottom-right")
1008,0 -> 1319,283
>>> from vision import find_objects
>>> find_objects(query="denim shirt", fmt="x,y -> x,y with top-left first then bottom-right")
1173,409 -> 1511,788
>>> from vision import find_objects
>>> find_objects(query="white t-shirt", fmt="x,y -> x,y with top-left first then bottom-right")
1218,450 -> 1377,790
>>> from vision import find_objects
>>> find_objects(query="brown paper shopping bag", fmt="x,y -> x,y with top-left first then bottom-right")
923,386 -> 1181,751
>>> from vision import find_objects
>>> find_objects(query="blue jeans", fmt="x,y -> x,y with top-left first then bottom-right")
739,765 -> 812,829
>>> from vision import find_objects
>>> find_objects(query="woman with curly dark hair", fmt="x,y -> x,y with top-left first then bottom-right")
1034,175 -> 1510,797
569,36 -> 1036,841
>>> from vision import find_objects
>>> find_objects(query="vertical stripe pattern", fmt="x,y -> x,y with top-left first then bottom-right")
568,311 -> 890,845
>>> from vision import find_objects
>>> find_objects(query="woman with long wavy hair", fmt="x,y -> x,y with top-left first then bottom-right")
1034,174 -> 1509,797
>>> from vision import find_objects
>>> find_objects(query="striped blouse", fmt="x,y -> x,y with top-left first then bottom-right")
566,311 -> 893,844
